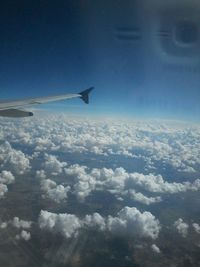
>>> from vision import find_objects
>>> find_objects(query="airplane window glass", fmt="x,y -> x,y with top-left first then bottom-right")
0,1 -> 199,267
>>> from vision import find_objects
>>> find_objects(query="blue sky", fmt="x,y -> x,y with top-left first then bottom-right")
0,0 -> 200,120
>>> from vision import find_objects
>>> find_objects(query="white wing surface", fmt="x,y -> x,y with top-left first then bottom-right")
0,87 -> 94,117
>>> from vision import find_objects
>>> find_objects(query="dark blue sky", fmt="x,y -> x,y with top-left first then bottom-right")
0,0 -> 200,120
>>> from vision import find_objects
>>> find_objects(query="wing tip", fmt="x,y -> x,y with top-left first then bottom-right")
79,87 -> 94,104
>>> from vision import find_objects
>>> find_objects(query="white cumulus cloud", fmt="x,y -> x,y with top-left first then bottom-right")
0,171 -> 15,184
41,179 -> 70,203
151,244 -> 161,253
0,184 -> 8,198
107,207 -> 161,240
0,222 -> 7,229
16,230 -> 31,241
174,218 -> 189,238
39,207 -> 161,240
192,223 -> 200,234
12,217 -> 32,229
64,163 -> 200,203
43,154 -> 67,175
39,210 -> 81,238
0,141 -> 30,175
83,213 -> 106,231
128,190 -> 162,205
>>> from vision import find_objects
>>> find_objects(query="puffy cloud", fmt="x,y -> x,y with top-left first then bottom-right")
0,142 -> 30,175
16,230 -> 31,241
128,190 -> 162,205
39,207 -> 160,240
0,222 -> 7,229
65,166 -> 128,201
73,177 -> 96,202
0,217 -> 32,240
40,179 -> 57,191
21,230 -> 31,241
64,164 -> 87,177
192,223 -> 200,234
107,207 -> 161,240
65,164 -> 96,201
66,167 -> 112,200
39,210 -> 81,238
83,213 -> 106,231
174,218 -> 189,238
0,184 -> 8,198
0,171 -> 15,199
64,163 -> 200,203
34,138 -> 55,151
0,171 -> 15,185
43,154 -> 67,175
151,244 -> 161,253
41,179 -> 70,203
127,172 -> 200,194
36,170 -> 46,179
45,184 -> 70,203
12,217 -> 32,229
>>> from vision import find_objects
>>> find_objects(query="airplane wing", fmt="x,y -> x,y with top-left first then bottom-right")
0,87 -> 94,117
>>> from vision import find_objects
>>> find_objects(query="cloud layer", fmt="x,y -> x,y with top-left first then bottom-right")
39,206 -> 161,240
0,115 -> 200,258
1,116 -> 200,207
63,164 -> 200,204
1,116 -> 200,175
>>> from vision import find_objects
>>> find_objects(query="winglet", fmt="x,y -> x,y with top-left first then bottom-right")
79,87 -> 94,104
